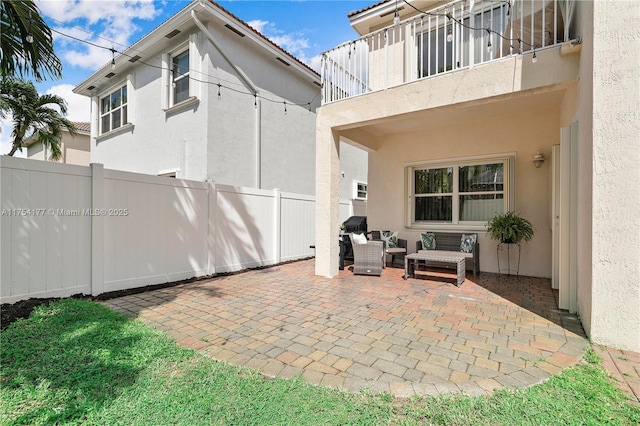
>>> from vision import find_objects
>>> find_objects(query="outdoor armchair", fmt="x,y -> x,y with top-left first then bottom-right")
370,230 -> 407,267
348,233 -> 385,276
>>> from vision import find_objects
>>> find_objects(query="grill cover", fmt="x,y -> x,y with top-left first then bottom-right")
341,216 -> 367,234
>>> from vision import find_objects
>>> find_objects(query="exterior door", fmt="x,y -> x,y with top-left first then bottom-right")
553,122 -> 578,312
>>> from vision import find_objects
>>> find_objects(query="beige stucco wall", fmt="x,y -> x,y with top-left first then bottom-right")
368,105 -> 560,278
579,0 -> 640,352
61,132 -> 90,166
26,132 -> 90,165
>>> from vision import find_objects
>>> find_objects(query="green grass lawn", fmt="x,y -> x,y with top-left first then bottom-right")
1,299 -> 638,425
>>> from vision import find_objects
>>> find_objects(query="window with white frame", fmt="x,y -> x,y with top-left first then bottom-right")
354,181 -> 368,200
409,156 -> 513,227
99,85 -> 127,134
171,50 -> 189,105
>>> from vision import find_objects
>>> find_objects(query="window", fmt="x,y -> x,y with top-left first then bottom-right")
355,182 -> 368,200
99,85 -> 127,134
172,50 -> 189,105
409,156 -> 512,227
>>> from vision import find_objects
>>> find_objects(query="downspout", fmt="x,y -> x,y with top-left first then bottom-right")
190,10 -> 258,95
255,99 -> 261,188
191,9 -> 262,186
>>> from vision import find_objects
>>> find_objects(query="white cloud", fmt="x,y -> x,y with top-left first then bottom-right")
45,84 -> 91,122
39,0 -> 162,70
247,19 -> 312,65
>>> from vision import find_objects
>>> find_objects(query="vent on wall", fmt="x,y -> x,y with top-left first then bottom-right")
224,24 -> 245,37
165,29 -> 181,39
128,55 -> 141,63
86,85 -> 95,90
105,72 -> 115,78
275,57 -> 290,66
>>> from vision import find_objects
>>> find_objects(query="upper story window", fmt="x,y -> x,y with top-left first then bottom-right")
408,155 -> 513,229
100,85 -> 127,134
172,50 -> 189,105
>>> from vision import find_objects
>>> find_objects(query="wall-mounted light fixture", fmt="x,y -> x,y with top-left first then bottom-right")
532,151 -> 545,168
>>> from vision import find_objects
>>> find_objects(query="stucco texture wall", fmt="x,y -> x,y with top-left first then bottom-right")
584,0 -> 640,352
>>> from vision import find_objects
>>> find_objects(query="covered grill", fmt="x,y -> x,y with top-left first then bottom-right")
341,216 -> 367,234
340,216 -> 367,265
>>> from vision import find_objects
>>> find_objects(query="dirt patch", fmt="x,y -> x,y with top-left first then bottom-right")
1,296 -> 87,330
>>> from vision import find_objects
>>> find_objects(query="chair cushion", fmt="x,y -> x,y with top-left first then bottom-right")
419,250 -> 473,259
386,247 -> 406,254
420,232 -> 437,250
381,231 -> 399,248
351,232 -> 368,245
460,234 -> 477,253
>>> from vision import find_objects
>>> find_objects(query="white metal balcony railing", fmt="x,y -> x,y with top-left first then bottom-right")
320,0 -> 575,104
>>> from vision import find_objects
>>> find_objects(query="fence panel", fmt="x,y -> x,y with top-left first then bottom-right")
214,184 -> 276,273
280,192 -> 315,262
0,158 -> 92,303
1,157 -> 344,303
102,170 -> 209,293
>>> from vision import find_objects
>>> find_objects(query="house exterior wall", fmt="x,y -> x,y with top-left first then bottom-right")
60,132 -> 91,166
368,106 -> 559,277
90,32 -> 209,181
316,0 -> 639,352
26,142 -> 45,161
87,14 -> 365,198
340,143 -> 369,213
27,131 -> 90,166
200,17 -> 320,195
578,0 -> 640,352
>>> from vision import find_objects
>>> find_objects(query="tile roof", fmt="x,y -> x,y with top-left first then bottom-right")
73,122 -> 91,133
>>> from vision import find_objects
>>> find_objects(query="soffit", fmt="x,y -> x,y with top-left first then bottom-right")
341,88 -> 567,140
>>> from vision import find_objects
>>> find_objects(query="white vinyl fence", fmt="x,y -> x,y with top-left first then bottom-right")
1,157 -> 353,303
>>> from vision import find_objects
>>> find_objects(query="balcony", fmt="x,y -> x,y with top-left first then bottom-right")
320,0 -> 576,105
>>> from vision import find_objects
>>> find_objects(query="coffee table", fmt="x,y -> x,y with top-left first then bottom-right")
404,252 -> 467,287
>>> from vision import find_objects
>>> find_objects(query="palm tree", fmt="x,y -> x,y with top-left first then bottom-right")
1,0 -> 62,80
0,78 -> 76,159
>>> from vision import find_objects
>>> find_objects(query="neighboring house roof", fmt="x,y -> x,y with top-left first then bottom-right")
75,0 -> 319,96
23,121 -> 91,147
72,122 -> 91,134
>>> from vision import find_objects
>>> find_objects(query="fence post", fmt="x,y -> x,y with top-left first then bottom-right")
90,163 -> 104,296
274,188 -> 281,264
207,181 -> 216,275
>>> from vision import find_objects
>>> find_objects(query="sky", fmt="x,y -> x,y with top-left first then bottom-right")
1,0 -> 374,157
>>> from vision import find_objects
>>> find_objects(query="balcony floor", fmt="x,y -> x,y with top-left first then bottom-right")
101,259 -> 589,398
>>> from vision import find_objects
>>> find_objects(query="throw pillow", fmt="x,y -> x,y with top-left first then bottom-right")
460,234 -> 477,253
381,231 -> 398,248
420,232 -> 437,250
352,233 -> 368,245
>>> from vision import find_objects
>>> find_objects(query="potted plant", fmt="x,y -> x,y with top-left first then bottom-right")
486,211 -> 535,244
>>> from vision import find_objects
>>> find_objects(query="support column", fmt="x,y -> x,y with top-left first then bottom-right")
315,118 -> 340,277
90,163 -> 104,296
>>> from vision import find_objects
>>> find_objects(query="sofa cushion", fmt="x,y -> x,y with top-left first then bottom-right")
460,234 -> 477,253
420,232 -> 437,250
381,231 -> 399,248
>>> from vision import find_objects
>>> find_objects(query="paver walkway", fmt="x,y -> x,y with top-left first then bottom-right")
102,259 -> 589,398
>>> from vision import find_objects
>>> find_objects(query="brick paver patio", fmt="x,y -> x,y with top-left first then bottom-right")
101,259 -> 588,398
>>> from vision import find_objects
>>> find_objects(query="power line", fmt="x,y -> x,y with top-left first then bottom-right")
49,23 -> 320,109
